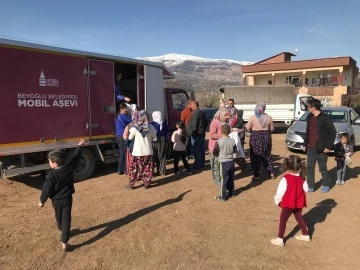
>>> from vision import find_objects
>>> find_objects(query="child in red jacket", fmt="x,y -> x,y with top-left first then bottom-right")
271,155 -> 310,246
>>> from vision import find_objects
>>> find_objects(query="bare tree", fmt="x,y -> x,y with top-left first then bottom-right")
194,71 -> 224,108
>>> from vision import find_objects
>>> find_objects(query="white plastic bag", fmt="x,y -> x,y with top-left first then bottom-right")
345,156 -> 352,166
229,131 -> 245,158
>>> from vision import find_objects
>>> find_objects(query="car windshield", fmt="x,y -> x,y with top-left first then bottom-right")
299,110 -> 348,123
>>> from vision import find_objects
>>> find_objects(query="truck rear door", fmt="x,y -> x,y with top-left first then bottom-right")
87,59 -> 115,139
144,65 -> 164,118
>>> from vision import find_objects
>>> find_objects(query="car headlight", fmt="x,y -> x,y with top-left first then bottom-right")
287,128 -> 295,136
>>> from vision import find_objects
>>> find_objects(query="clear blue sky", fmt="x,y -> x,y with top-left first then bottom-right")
0,0 -> 359,63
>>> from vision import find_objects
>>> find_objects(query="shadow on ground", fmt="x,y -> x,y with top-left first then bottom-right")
69,190 -> 192,250
284,199 -> 337,241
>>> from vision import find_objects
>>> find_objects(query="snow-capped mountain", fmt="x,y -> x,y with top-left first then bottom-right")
137,53 -> 253,91
138,53 -> 253,66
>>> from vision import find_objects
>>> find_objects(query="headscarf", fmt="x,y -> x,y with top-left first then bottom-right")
131,104 -> 140,123
213,108 -> 230,123
255,102 -> 268,128
134,110 -> 149,137
152,111 -> 163,130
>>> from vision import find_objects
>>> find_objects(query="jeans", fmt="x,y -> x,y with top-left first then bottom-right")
336,160 -> 347,181
306,147 -> 330,189
191,136 -> 205,169
116,136 -> 127,174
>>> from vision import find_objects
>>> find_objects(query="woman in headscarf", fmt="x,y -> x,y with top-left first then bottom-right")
125,110 -> 157,189
150,111 -> 170,176
123,105 -> 140,175
208,108 -> 231,186
246,102 -> 275,181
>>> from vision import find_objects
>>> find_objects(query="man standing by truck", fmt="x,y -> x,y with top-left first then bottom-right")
115,73 -> 131,106
227,99 -> 238,119
187,100 -> 207,170
302,99 -> 336,193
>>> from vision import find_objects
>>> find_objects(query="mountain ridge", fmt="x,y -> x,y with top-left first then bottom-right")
137,53 -> 253,66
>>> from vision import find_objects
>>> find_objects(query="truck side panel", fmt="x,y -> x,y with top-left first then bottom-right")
222,85 -> 296,104
0,46 -> 89,146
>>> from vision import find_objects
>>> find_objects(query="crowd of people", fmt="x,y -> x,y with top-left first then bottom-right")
38,95 -> 355,250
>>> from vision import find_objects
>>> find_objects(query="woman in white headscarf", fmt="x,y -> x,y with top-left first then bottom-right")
125,110 -> 157,189
150,111 -> 170,176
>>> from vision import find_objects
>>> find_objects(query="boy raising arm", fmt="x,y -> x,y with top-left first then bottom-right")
39,139 -> 85,251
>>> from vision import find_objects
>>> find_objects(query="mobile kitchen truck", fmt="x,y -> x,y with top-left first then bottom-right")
0,38 -> 190,180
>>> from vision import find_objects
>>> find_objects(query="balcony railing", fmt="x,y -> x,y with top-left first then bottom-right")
290,76 -> 340,87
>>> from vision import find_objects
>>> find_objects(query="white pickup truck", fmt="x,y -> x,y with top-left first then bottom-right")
219,85 -> 313,127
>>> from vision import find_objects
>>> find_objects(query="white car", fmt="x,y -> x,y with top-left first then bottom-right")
286,107 -> 360,151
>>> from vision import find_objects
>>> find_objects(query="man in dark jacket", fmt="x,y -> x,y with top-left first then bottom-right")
187,100 -> 207,169
302,99 -> 336,193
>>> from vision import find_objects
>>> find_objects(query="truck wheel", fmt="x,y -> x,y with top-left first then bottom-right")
67,147 -> 96,182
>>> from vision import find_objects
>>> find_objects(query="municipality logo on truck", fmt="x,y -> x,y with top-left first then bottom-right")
16,70 -> 78,108
39,70 -> 59,87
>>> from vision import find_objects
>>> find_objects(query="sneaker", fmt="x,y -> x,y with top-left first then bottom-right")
295,235 -> 311,242
307,188 -> 314,193
215,196 -> 226,202
336,180 -> 341,185
174,172 -> 179,176
321,186 -> 330,193
186,155 -> 194,160
185,171 -> 192,175
270,238 -> 284,247
340,180 -> 345,185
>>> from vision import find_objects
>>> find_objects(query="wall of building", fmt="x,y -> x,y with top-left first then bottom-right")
343,67 -> 353,87
296,85 -> 348,106
258,54 -> 285,64
254,74 -> 272,85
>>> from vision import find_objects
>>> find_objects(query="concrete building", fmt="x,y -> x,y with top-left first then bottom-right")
241,52 -> 359,106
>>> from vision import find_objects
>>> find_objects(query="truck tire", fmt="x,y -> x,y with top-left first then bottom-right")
67,147 -> 96,182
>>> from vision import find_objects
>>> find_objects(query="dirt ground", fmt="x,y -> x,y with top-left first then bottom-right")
1,133 -> 359,270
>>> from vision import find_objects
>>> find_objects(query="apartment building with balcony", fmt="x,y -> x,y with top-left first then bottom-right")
241,52 -> 359,106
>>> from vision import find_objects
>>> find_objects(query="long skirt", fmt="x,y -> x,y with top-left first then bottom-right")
126,148 -> 133,175
210,153 -> 221,186
249,130 -> 274,177
128,155 -> 154,187
153,135 -> 167,176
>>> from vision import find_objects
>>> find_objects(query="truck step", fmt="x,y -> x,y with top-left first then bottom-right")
103,156 -> 119,164
104,149 -> 120,156
2,164 -> 50,179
